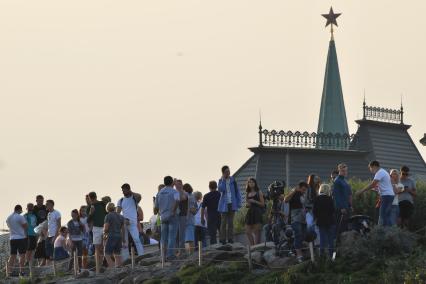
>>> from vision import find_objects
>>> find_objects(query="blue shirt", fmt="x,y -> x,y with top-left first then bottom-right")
24,213 -> 37,237
332,175 -> 352,209
218,177 -> 242,213
155,186 -> 180,223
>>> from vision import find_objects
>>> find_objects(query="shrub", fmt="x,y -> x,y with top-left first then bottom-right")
350,179 -> 426,231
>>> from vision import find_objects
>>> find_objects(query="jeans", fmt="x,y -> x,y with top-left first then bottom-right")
185,224 -> 195,242
319,225 -> 336,257
291,222 -> 305,249
380,195 -> 394,227
161,215 -> 178,258
207,217 -> 220,245
177,215 -> 187,249
390,205 -> 399,226
335,209 -> 351,235
126,221 -> 144,255
220,204 -> 235,242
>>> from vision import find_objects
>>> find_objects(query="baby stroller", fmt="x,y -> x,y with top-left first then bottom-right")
349,215 -> 373,236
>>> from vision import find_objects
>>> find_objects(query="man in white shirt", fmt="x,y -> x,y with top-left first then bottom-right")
358,160 -> 395,227
46,200 -> 61,262
116,183 -> 144,256
6,205 -> 28,276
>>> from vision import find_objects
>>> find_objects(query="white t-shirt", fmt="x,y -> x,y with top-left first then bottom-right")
117,196 -> 138,223
374,168 -> 395,196
54,235 -> 66,248
225,179 -> 232,204
149,214 -> 158,231
6,213 -> 27,240
47,210 -> 61,237
392,183 -> 404,205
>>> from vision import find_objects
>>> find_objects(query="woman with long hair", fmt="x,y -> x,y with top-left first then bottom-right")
245,178 -> 265,246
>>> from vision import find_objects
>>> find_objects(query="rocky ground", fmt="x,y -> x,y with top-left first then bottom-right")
0,241 -> 302,284
3,227 -> 425,283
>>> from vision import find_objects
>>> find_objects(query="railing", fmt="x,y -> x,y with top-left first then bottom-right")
258,126 -> 357,150
363,103 -> 403,124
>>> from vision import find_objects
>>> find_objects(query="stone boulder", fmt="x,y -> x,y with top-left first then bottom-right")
244,251 -> 263,264
133,272 -> 152,284
251,242 -> 275,252
263,248 -> 294,268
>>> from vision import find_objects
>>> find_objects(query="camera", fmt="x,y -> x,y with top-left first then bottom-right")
266,180 -> 286,201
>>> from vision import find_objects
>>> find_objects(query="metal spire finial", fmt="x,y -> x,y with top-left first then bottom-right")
322,7 -> 341,40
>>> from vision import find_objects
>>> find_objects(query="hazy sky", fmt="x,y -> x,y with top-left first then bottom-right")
1,1 -> 425,225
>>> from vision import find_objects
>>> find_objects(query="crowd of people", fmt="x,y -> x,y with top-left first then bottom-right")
5,161 -> 417,275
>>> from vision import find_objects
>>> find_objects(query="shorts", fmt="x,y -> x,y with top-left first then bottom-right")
34,240 -> 47,259
10,238 -> 27,255
27,236 -> 37,251
105,235 -> 122,255
185,224 -> 195,242
92,226 -> 104,245
71,240 -> 83,257
399,201 -> 414,219
54,246 -> 69,260
45,237 -> 55,259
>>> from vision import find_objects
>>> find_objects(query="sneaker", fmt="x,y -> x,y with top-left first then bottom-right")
166,255 -> 177,261
220,240 -> 227,245
228,239 -> 234,244
296,256 -> 303,263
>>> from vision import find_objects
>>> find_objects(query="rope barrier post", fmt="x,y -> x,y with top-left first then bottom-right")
53,260 -> 57,277
95,250 -> 100,275
29,259 -> 34,280
247,245 -> 252,272
160,243 -> 164,269
309,242 -> 315,262
73,253 -> 78,277
198,241 -> 202,267
131,246 -> 135,270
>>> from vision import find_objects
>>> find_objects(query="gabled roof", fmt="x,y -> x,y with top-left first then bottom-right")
317,39 -> 349,134
420,134 -> 426,146
354,119 -> 426,177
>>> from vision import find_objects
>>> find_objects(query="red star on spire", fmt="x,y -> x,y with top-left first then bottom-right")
322,7 -> 341,28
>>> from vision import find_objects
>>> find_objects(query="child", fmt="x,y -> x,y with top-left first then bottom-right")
79,206 -> 90,269
103,202 -> 125,268
54,227 -> 70,260
194,191 -> 207,248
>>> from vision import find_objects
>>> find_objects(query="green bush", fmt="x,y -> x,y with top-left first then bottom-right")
233,206 -> 248,234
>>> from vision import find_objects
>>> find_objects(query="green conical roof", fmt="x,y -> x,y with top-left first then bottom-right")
317,39 -> 349,134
